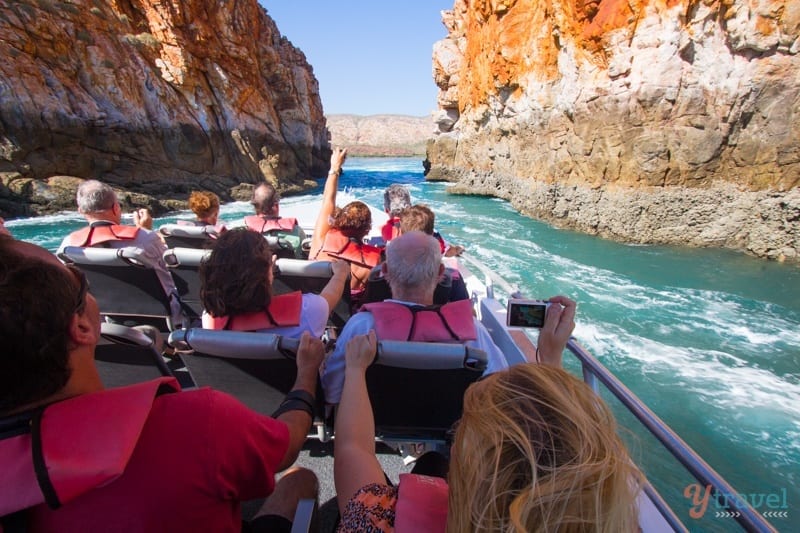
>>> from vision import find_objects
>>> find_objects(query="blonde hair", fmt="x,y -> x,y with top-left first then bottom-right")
447,364 -> 643,533
188,191 -> 220,220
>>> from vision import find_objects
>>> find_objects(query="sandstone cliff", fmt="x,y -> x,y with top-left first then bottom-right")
0,0 -> 329,217
427,0 -> 800,262
326,114 -> 433,156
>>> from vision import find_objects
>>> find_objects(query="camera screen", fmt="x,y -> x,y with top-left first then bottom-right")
508,302 -> 547,328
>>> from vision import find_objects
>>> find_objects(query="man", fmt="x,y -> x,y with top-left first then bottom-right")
380,184 -> 411,244
0,236 -> 321,532
363,204 -> 469,304
320,231 -> 508,403
57,180 -> 183,327
245,183 -> 306,258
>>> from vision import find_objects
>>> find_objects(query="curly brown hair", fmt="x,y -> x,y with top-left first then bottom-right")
200,228 -> 273,317
188,191 -> 220,221
332,201 -> 372,240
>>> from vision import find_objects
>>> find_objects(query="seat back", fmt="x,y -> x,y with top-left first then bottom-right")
365,341 -> 487,442
95,323 -> 174,388
158,223 -> 219,249
168,329 -> 310,417
163,247 -> 209,320
273,258 -> 351,329
58,246 -> 179,330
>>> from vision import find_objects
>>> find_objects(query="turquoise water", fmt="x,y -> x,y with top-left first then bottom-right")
6,157 -> 798,531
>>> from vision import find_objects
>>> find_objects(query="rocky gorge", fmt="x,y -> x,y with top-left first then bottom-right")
0,0 -> 328,216
426,0 -> 800,262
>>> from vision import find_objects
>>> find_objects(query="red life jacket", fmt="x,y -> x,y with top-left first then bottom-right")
432,231 -> 447,254
361,299 -> 477,342
316,229 -> 382,269
244,215 -> 298,234
63,223 -> 139,247
202,291 -> 303,331
395,473 -> 448,533
380,217 -> 401,244
0,377 -> 179,516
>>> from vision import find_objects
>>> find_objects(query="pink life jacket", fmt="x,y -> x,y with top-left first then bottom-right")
395,473 -> 448,533
244,215 -> 299,234
316,229 -> 382,269
202,291 -> 302,331
0,377 -> 179,516
63,223 -> 139,247
380,217 -> 401,244
361,299 -> 477,342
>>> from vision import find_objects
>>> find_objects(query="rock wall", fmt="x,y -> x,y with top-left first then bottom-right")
427,0 -> 800,262
0,0 -> 329,216
326,114 -> 433,156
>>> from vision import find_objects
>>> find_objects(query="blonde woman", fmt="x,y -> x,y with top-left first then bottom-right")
334,296 -> 644,532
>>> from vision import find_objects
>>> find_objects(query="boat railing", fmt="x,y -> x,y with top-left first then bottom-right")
566,338 -> 777,533
462,252 -> 777,532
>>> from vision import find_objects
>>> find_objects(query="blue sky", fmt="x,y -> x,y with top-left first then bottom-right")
261,1 -> 454,117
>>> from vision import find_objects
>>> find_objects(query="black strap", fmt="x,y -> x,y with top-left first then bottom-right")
30,408 -> 60,509
406,305 -> 460,341
271,389 -> 315,419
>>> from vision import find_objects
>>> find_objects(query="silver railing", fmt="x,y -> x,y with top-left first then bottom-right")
565,338 -> 777,533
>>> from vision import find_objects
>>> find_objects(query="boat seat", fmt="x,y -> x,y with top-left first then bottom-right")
158,223 -> 219,249
95,323 -> 174,388
168,328 -> 325,423
332,341 -> 487,451
163,251 -> 351,330
58,246 -> 186,331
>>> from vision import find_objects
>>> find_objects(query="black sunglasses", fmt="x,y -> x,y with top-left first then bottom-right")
66,264 -> 89,315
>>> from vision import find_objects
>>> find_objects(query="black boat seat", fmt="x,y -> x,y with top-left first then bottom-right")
163,251 -> 351,330
158,223 -> 219,249
58,246 -> 185,331
95,323 -> 174,388
167,328 -> 321,422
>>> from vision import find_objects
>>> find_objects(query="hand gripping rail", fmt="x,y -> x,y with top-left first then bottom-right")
374,341 -> 487,371
168,328 -> 300,360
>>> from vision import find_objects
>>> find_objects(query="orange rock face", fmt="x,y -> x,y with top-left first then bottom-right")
0,0 -> 328,216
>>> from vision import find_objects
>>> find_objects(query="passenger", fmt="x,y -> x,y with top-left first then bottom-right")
380,184 -> 412,244
363,204 -> 469,304
309,148 -> 382,298
182,190 -> 225,231
200,228 -> 349,337
335,296 -> 644,532
57,179 -> 183,327
245,182 -> 306,258
320,231 -> 507,404
0,237 -> 323,532
0,216 -> 10,237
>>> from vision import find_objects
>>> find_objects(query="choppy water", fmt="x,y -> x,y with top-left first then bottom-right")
6,157 -> 798,531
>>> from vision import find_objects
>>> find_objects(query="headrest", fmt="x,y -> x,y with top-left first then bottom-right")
168,328 -> 299,360
158,224 -> 219,239
99,323 -> 155,348
274,258 -> 333,279
163,247 -> 211,268
58,246 -> 159,269
375,341 -> 487,371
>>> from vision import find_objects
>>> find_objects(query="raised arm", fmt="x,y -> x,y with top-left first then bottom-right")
275,331 -> 325,471
319,259 -> 350,315
334,330 -> 386,515
309,148 -> 348,258
534,295 -> 577,367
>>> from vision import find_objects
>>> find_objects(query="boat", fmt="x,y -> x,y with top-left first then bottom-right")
57,194 -> 778,533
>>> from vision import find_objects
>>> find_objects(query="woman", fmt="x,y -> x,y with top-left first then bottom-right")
334,296 -> 644,532
185,190 -> 224,230
200,228 -> 349,337
309,148 -> 382,299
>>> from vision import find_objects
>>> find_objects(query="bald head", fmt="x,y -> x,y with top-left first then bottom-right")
384,231 -> 442,297
252,183 -> 280,216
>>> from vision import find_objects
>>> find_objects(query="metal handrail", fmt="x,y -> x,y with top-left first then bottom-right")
566,338 -> 777,533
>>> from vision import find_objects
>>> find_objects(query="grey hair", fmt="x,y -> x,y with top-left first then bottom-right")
385,231 -> 441,292
383,184 -> 411,217
77,180 -> 117,213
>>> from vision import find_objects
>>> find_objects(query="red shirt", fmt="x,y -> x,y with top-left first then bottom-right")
28,388 -> 289,533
